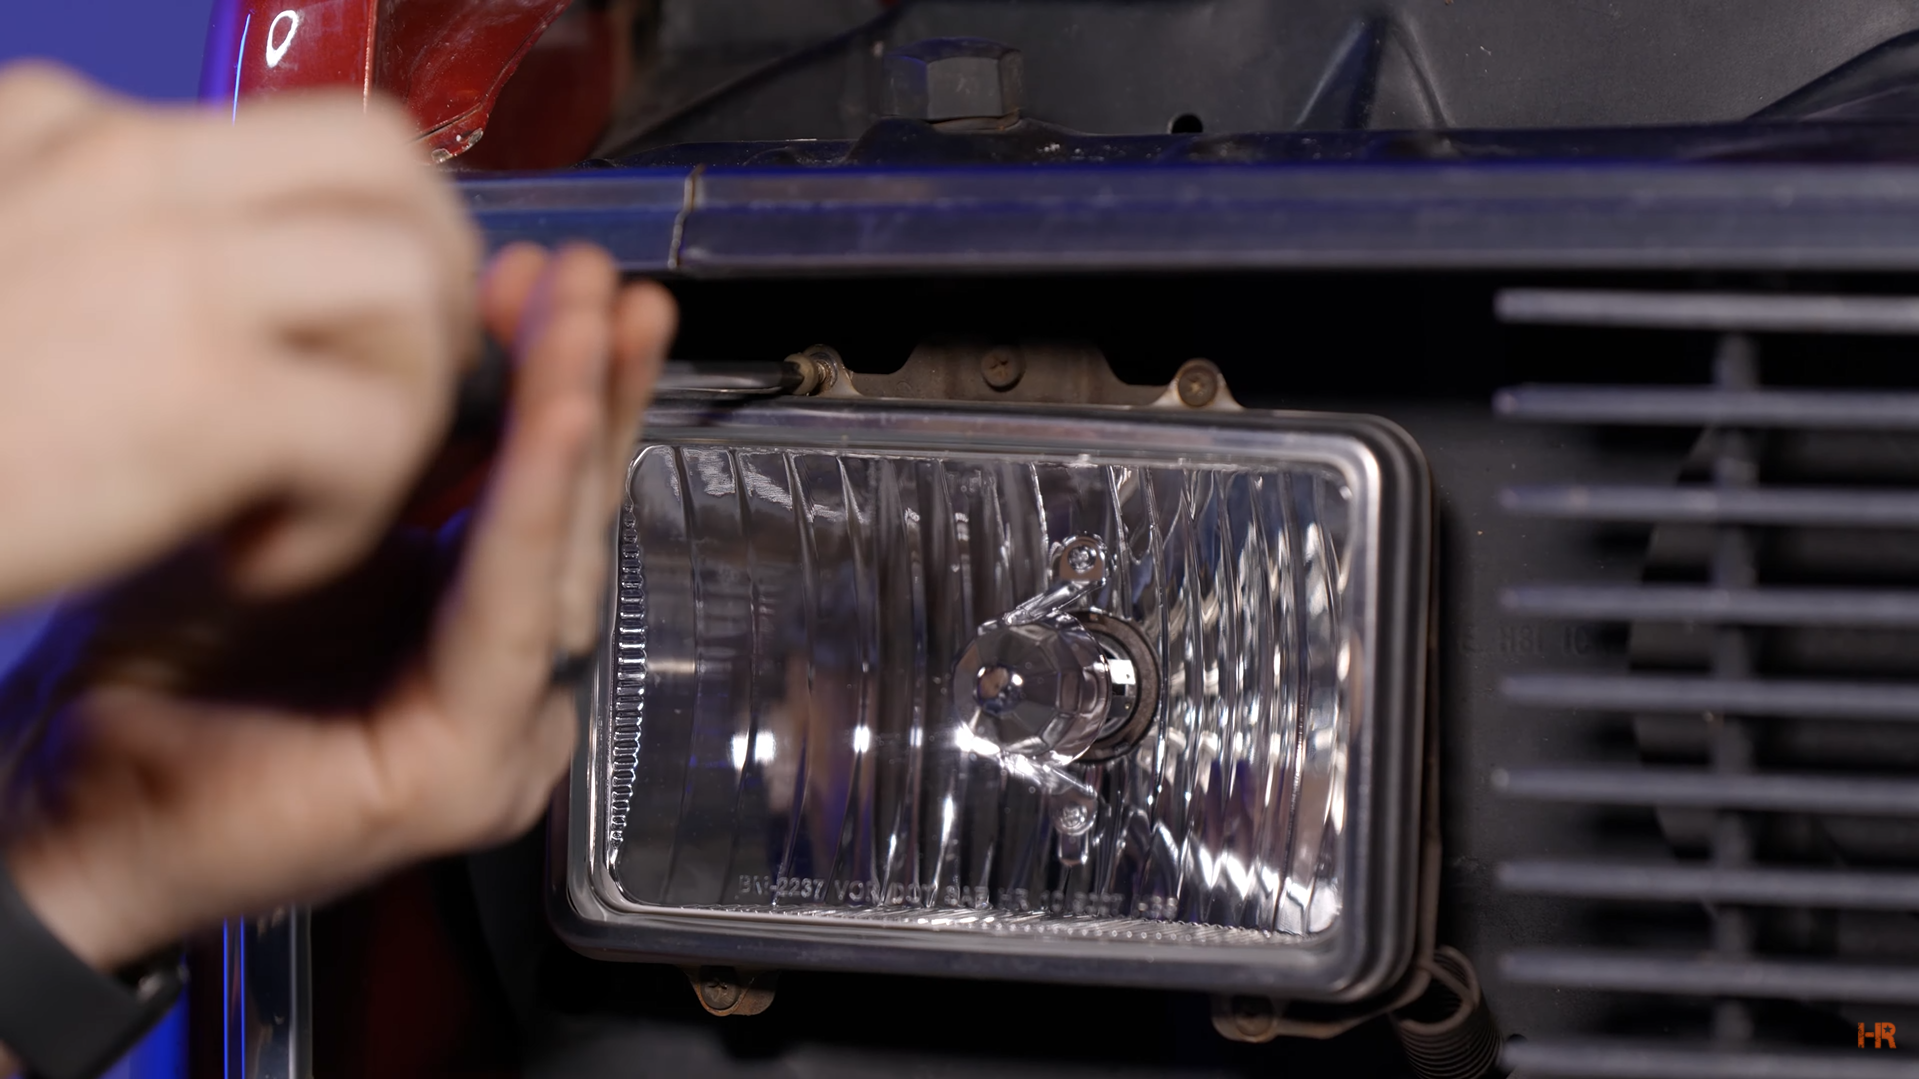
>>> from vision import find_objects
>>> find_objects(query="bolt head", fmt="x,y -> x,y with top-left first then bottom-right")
1055,803 -> 1095,836
1066,545 -> 1099,575
885,38 -> 1025,122
1052,535 -> 1108,583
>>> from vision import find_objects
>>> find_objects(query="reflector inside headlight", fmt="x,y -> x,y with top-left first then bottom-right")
563,401 -> 1428,998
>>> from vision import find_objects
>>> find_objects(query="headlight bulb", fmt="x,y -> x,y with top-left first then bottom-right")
954,536 -> 1160,850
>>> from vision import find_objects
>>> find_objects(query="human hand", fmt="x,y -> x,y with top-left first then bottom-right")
1,242 -> 675,973
0,62 -> 478,609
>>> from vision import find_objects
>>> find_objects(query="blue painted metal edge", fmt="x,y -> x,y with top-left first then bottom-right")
464,168 -> 696,273
462,161 -> 1919,275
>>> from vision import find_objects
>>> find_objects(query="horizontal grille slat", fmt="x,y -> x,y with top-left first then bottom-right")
1498,860 -> 1919,909
1502,1039 -> 1919,1079
1501,950 -> 1919,1003
1502,673 -> 1919,720
1496,288 -> 1919,335
1495,386 -> 1919,429
1501,485 -> 1919,527
1491,296 -> 1919,1068
1502,584 -> 1919,627
1493,766 -> 1919,815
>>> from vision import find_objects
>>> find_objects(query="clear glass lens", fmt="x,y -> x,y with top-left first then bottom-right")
602,421 -> 1366,944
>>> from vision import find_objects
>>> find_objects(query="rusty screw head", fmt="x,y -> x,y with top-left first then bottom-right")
980,347 -> 1025,391
698,968 -> 745,1012
1213,994 -> 1286,1043
683,965 -> 779,1017
1175,360 -> 1222,408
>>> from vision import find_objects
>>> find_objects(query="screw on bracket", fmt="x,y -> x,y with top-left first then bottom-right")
681,965 -> 778,1017
1052,535 -> 1107,583
1176,359 -> 1223,408
980,347 -> 1026,391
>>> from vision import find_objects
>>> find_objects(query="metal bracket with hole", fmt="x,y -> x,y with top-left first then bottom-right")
658,341 -> 1241,410
680,965 -> 779,1017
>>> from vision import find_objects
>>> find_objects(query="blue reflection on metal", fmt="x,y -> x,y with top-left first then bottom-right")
461,161 -> 1919,275
0,605 -> 51,675
98,1001 -> 187,1079
230,11 -> 251,123
466,169 -> 692,272
223,919 -> 242,1079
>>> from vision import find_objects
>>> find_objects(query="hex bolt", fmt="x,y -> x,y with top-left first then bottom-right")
980,347 -> 1025,391
1176,360 -> 1222,408
884,38 -> 1025,123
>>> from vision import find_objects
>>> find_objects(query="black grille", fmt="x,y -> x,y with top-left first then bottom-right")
1491,290 -> 1919,1078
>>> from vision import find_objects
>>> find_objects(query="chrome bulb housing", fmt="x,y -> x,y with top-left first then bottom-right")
955,615 -> 1112,765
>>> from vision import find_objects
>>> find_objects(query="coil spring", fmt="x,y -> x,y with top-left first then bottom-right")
1391,946 -> 1504,1079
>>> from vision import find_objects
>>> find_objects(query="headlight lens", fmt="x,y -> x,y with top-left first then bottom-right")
563,401 -> 1429,998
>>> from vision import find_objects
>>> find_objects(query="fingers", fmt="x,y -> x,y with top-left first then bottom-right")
9,244 -> 678,941
0,83 -> 482,601
176,98 -> 475,592
218,215 -> 456,380
205,214 -> 464,593
408,386 -> 592,847
426,247 -> 612,710
443,248 -> 673,671
480,243 -> 551,349
170,94 -> 476,277
217,356 -> 429,593
538,251 -> 624,654
214,212 -> 460,418
34,93 -> 483,405
605,280 -> 676,511
553,279 -> 675,654
537,261 -> 677,657
372,248 -> 676,853
178,93 -> 431,206
0,62 -> 111,174
190,95 -> 480,383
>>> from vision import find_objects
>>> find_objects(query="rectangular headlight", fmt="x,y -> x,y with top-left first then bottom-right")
556,399 -> 1429,1000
